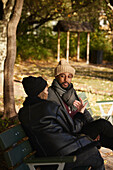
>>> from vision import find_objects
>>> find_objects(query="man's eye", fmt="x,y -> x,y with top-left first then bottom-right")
68,76 -> 72,78
61,75 -> 65,78
68,75 -> 73,78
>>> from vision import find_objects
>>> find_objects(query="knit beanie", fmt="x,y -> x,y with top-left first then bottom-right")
55,59 -> 75,77
22,76 -> 47,97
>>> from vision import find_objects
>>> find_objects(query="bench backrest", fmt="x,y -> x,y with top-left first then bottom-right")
78,92 -> 93,115
0,124 -> 32,170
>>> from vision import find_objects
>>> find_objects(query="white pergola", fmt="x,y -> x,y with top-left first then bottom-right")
53,20 -> 94,64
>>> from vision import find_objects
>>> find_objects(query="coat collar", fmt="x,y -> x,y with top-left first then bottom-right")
23,96 -> 43,106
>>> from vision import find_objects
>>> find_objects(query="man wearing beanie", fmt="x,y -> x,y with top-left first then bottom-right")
48,59 -> 113,152
48,58 -> 89,119
18,76 -> 105,170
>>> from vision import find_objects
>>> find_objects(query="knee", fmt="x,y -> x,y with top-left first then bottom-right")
97,118 -> 110,127
98,118 -> 107,123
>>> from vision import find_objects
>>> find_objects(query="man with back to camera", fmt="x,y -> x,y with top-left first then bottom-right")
48,59 -> 113,150
18,76 -> 105,170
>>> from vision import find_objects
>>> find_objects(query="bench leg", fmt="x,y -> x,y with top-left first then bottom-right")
27,164 -> 36,170
57,163 -> 65,170
27,162 -> 65,170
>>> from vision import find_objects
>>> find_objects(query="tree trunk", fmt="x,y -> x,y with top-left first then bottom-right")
111,31 -> 113,51
4,0 -> 24,118
0,21 -> 7,102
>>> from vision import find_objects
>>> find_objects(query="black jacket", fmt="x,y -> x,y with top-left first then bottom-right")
18,97 -> 96,157
48,85 -> 94,133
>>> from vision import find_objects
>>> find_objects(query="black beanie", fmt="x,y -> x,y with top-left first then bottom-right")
22,76 -> 47,97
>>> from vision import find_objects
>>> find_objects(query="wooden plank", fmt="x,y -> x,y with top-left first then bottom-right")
78,92 -> 87,100
0,124 -> 26,150
78,92 -> 93,115
14,163 -> 30,170
4,140 -> 33,167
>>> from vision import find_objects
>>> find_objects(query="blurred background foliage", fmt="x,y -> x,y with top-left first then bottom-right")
16,0 -> 113,62
17,27 -> 113,61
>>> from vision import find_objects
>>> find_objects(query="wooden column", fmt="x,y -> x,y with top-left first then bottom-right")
86,32 -> 90,64
77,33 -> 80,61
66,31 -> 70,62
57,29 -> 60,62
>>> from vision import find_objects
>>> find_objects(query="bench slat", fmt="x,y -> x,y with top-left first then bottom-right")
14,163 -> 30,170
4,140 -> 33,167
78,92 -> 93,115
0,124 -> 26,150
78,92 -> 87,100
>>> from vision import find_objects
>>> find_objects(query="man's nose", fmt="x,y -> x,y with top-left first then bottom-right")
65,76 -> 68,82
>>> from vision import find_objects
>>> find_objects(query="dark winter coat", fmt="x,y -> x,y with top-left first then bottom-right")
48,80 -> 94,133
18,97 -> 96,157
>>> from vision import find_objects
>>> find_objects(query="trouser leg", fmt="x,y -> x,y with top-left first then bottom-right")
64,147 -> 105,170
82,118 -> 113,140
100,134 -> 113,150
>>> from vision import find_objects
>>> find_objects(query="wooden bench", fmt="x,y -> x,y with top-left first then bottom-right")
0,124 -> 78,170
0,92 -> 92,170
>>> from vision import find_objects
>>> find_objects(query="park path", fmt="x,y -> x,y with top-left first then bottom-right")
100,147 -> 113,169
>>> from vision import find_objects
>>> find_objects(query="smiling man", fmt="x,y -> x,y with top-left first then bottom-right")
48,58 -> 89,119
56,72 -> 73,89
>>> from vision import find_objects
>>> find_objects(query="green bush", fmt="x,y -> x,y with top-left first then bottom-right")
0,117 -> 19,133
17,26 -> 57,61
90,29 -> 113,61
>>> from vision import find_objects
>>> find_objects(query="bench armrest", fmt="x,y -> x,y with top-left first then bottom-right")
24,155 -> 76,170
24,155 -> 76,164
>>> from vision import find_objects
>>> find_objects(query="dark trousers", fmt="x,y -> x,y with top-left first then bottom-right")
64,147 -> 105,170
82,118 -> 113,150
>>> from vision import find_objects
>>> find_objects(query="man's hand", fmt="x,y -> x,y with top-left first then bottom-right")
73,97 -> 88,113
